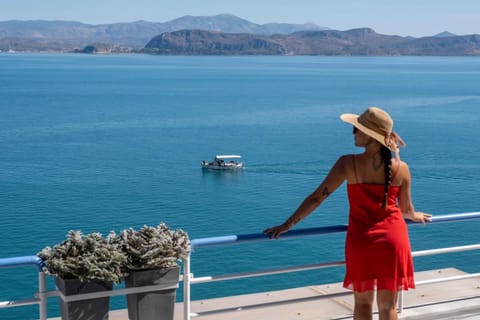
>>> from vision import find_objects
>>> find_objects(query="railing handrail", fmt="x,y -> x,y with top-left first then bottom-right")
190,224 -> 348,249
190,211 -> 480,250
0,255 -> 44,271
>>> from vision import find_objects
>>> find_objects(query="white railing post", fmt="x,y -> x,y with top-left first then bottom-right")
38,271 -> 47,320
183,253 -> 192,320
398,290 -> 404,313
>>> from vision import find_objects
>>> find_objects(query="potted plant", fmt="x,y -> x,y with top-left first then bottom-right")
112,223 -> 189,320
38,230 -> 126,320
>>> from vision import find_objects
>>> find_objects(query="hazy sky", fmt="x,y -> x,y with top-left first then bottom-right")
2,0 -> 479,37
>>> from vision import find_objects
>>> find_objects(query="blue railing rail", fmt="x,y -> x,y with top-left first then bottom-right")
0,255 -> 48,319
190,211 -> 480,249
1,211 -> 480,320
0,256 -> 44,271
190,224 -> 348,249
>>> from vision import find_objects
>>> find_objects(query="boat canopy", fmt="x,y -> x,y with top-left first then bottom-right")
215,155 -> 242,159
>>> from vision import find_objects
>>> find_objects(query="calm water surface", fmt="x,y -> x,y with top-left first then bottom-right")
1,54 -> 480,319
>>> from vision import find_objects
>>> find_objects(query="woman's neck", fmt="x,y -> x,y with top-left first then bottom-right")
363,142 -> 381,157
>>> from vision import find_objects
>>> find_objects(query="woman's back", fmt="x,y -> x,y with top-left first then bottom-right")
345,153 -> 405,187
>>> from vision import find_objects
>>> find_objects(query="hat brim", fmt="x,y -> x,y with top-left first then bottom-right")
340,113 -> 397,152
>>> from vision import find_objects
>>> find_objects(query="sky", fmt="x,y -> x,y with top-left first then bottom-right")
1,0 -> 479,37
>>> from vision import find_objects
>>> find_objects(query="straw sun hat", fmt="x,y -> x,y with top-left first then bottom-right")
340,107 -> 405,155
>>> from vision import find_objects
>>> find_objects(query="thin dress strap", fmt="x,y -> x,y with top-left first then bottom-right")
352,155 -> 359,184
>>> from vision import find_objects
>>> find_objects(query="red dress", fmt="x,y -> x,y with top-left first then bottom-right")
343,180 -> 415,292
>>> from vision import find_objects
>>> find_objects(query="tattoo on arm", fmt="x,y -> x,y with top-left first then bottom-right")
322,187 -> 332,197
284,186 -> 332,229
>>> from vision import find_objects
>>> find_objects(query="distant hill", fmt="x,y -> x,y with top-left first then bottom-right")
145,30 -> 287,55
0,14 -> 328,51
434,31 -> 457,38
144,28 -> 480,56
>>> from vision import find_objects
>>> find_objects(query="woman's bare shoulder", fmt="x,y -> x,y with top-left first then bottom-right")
392,158 -> 411,181
337,154 -> 355,167
336,154 -> 357,182
397,159 -> 410,170
392,157 -> 408,167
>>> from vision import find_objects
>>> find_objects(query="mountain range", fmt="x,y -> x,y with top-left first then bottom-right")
1,14 -> 479,55
0,14 -> 327,51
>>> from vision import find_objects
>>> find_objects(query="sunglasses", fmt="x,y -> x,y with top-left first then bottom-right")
352,127 -> 358,134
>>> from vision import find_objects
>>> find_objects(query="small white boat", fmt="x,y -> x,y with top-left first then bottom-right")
201,155 -> 244,170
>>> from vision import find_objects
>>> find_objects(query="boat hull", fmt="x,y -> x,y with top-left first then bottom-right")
201,162 -> 244,170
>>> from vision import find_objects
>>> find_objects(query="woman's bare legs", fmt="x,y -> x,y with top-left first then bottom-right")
353,291 -> 374,320
353,290 -> 398,320
376,290 -> 398,320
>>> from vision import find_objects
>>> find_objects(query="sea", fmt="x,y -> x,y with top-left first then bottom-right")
1,53 -> 480,319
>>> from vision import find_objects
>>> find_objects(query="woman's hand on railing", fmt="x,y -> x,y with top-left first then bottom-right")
406,211 -> 432,224
263,223 -> 291,239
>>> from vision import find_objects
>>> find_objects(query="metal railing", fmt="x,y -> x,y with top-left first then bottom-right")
182,212 -> 480,319
0,256 -> 47,318
0,211 -> 480,320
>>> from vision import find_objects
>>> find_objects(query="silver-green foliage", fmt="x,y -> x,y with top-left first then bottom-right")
38,231 -> 126,283
113,223 -> 189,271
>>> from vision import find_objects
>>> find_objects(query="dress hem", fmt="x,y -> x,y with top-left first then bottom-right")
343,279 -> 415,293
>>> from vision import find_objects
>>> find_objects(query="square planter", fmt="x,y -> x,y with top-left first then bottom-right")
125,266 -> 180,320
55,277 -> 113,320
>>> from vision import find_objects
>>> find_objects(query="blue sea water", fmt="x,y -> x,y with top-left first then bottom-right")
1,54 -> 480,319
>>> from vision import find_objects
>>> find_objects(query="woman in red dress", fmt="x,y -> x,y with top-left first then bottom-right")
264,107 -> 431,320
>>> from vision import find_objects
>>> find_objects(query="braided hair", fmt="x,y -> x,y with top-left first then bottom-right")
380,145 -> 392,209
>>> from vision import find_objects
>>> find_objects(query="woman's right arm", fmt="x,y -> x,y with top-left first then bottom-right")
263,155 -> 350,239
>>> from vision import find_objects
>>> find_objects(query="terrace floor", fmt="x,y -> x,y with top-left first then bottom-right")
50,267 -> 480,320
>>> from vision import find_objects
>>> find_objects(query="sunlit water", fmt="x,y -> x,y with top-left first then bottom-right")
1,54 -> 479,319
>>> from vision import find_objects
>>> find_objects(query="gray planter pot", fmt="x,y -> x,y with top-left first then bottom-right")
125,266 -> 180,320
55,277 -> 113,320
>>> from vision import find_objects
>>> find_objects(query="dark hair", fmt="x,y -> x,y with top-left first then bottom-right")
380,145 -> 392,209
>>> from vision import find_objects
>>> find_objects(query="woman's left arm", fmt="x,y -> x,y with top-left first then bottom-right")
398,162 -> 432,224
